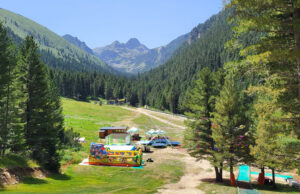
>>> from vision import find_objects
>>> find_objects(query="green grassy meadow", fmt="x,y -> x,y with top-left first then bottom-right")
0,98 -> 184,193
63,98 -> 131,141
4,160 -> 183,194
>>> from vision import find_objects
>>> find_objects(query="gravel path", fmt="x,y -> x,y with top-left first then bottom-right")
121,106 -> 215,194
121,107 -> 186,130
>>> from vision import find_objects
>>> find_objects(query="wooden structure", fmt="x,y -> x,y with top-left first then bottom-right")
99,126 -> 128,138
107,99 -> 126,105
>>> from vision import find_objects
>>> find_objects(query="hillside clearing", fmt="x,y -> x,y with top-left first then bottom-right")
1,99 -> 298,194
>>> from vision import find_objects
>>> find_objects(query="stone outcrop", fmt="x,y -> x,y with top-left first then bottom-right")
0,167 -> 46,185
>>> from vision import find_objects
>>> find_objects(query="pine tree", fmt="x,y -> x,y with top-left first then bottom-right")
248,85 -> 300,186
43,80 -> 64,172
226,0 -> 300,186
0,23 -> 24,156
227,0 -> 300,137
18,36 -> 62,172
212,75 -> 249,184
184,68 -> 224,181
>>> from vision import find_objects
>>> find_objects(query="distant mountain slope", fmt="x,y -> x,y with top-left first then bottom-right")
93,34 -> 189,74
132,9 -> 238,113
62,34 -> 94,55
93,38 -> 150,73
0,8 -> 113,73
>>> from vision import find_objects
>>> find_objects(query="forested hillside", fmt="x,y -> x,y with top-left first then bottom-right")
0,8 -> 113,73
0,8 -> 252,114
50,10 -> 236,106
131,9 -> 238,113
47,9 -> 243,110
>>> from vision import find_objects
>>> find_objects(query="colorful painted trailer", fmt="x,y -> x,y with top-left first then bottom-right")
88,143 -> 142,167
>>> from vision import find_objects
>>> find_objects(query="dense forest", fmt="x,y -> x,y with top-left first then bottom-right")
48,9 -> 242,113
0,24 -> 80,172
1,8 -> 247,114
184,0 -> 300,186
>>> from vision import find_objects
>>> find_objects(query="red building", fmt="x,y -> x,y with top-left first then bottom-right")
99,126 -> 128,138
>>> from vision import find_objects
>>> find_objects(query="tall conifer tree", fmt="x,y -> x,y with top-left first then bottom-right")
18,36 -> 62,172
212,75 -> 249,183
226,0 -> 300,185
0,23 -> 24,156
184,68 -> 224,181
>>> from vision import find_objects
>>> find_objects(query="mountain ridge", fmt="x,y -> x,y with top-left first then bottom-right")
62,34 -> 94,55
91,34 -> 189,74
0,8 -> 114,73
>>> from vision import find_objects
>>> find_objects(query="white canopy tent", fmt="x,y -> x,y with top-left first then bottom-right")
127,127 -> 139,134
146,129 -> 166,136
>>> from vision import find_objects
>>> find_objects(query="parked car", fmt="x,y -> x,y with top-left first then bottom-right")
137,138 -> 181,147
167,140 -> 181,146
151,139 -> 167,148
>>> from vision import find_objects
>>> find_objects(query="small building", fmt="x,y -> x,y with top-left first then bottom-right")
117,99 -> 126,105
107,99 -> 126,105
99,126 -> 128,138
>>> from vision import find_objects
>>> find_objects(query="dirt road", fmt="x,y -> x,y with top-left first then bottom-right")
155,148 -> 214,194
121,107 -> 186,130
121,106 -> 216,194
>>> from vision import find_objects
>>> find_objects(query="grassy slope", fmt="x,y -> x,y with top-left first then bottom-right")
0,8 -> 111,72
132,114 -> 183,142
1,98 -> 184,193
197,181 -> 300,194
63,98 -> 131,141
0,154 -> 38,169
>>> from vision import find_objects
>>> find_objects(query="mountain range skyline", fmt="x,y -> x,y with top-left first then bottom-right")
0,0 -> 223,48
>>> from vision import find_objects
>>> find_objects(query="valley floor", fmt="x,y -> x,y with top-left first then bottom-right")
0,99 -> 298,194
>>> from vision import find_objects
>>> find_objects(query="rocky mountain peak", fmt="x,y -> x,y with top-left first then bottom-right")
125,38 -> 142,49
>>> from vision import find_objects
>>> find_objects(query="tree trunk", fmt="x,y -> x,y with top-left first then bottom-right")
294,6 -> 300,98
258,167 -> 265,185
2,145 -> 6,156
272,168 -> 276,188
294,6 -> 300,136
220,163 -> 223,181
0,144 -> 3,157
215,166 -> 221,181
3,63 -> 11,157
214,162 -> 223,182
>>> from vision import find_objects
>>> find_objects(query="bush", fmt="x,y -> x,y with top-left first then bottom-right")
0,153 -> 29,168
60,128 -> 81,150
60,150 -> 73,165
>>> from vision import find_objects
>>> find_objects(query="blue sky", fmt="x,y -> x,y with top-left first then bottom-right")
0,0 -> 223,49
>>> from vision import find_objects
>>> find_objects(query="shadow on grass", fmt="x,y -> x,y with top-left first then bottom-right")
201,178 -> 234,187
253,183 -> 300,193
23,177 -> 47,184
200,178 -> 299,193
48,173 -> 71,181
0,181 -> 5,189
198,178 -> 238,194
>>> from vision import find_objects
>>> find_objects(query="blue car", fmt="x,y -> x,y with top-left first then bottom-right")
167,141 -> 181,146
151,139 -> 167,148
